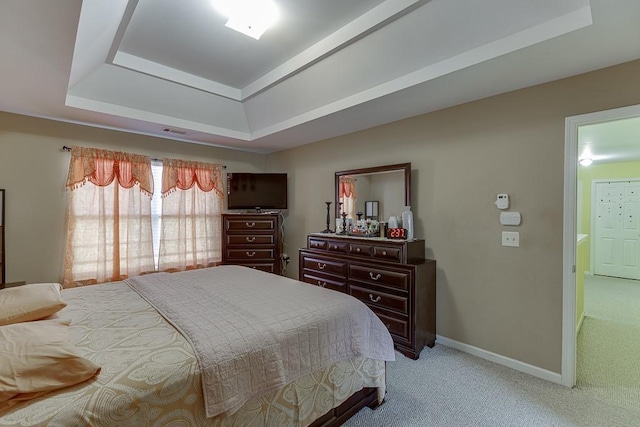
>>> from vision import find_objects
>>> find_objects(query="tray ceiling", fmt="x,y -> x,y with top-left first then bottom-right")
2,0 -> 640,154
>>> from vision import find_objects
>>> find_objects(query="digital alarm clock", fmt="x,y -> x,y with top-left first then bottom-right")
385,227 -> 407,239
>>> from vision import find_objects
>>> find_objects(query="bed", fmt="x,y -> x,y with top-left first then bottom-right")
0,265 -> 395,426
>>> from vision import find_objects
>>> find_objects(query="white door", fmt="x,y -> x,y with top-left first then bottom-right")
594,180 -> 640,279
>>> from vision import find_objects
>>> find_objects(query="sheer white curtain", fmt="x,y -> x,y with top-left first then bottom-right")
158,159 -> 224,272
63,147 -> 155,288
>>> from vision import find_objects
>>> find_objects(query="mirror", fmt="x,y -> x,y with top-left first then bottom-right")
335,163 -> 411,222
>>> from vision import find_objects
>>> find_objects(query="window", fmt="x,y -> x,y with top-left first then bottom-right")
64,148 -> 225,287
151,162 -> 163,270
63,147 -> 155,287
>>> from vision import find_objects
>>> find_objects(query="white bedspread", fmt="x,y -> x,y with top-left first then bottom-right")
124,265 -> 395,419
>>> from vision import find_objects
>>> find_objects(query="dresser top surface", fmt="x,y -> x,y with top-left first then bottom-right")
308,232 -> 423,244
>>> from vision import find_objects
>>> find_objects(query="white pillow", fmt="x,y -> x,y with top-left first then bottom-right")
0,283 -> 67,326
0,319 -> 101,410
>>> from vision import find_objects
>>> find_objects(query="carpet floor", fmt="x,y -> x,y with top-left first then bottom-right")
344,274 -> 640,426
577,275 -> 640,414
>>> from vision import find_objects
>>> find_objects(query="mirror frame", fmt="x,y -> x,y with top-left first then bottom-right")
335,163 -> 411,217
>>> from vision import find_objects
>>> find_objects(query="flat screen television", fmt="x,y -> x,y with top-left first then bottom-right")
226,173 -> 288,210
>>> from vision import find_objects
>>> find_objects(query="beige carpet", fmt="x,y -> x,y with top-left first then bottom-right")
345,345 -> 640,426
342,274 -> 640,426
577,274 -> 640,412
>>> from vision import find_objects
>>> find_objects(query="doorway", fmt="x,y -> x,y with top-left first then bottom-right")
562,103 -> 640,387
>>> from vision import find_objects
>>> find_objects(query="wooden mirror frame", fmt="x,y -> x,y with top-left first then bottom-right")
335,163 -> 411,217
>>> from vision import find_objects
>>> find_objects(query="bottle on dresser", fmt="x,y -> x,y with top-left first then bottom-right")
401,206 -> 414,240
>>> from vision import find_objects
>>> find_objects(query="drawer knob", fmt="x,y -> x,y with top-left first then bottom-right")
356,248 -> 361,252
333,245 -> 338,249
369,272 -> 382,281
369,293 -> 382,303
318,281 -> 326,288
318,262 -> 326,270
246,237 -> 256,242
382,251 -> 387,256
246,251 -> 256,257
246,222 -> 256,227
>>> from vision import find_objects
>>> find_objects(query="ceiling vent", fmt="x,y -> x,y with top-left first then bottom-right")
162,127 -> 188,135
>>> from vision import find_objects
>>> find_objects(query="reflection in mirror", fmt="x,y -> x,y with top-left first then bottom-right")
365,201 -> 379,220
335,163 -> 411,224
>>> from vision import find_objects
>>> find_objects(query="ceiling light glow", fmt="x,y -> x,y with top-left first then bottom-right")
212,0 -> 279,40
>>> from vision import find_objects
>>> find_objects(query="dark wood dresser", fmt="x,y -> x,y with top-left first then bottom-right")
299,233 -> 435,359
222,213 -> 282,275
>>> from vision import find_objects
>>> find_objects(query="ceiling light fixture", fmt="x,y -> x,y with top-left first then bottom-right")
212,0 -> 279,40
579,158 -> 593,166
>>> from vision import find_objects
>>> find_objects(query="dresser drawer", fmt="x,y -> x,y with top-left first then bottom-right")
349,285 -> 408,315
302,255 -> 347,277
372,245 -> 402,262
369,307 -> 410,342
349,264 -> 410,291
349,243 -> 373,257
326,240 -> 349,254
225,248 -> 274,260
308,238 -> 329,250
251,263 -> 275,273
226,234 -> 275,246
301,272 -> 347,293
225,218 -> 276,231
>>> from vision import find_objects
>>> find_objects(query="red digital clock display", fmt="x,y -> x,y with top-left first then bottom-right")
386,227 -> 407,239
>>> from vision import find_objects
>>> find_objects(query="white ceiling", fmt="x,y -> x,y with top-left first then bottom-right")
578,116 -> 640,164
1,0 -> 640,155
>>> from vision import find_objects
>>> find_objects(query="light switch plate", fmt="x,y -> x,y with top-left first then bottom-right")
502,231 -> 519,247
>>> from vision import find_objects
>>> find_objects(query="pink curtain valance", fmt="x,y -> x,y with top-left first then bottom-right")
65,146 -> 153,196
161,158 -> 224,197
339,176 -> 357,199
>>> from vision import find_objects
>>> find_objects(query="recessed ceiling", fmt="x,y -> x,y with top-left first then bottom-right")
2,0 -> 640,154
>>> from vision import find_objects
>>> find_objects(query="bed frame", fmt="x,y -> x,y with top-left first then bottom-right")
309,387 -> 380,426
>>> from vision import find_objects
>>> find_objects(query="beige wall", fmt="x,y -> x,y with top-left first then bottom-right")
0,112 -> 266,284
3,58 -> 640,376
266,59 -> 640,373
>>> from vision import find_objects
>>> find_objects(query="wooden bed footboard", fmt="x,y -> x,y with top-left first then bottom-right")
309,387 -> 381,427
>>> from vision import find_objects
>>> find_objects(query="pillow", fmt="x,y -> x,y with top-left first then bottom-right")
0,283 -> 67,326
0,319 -> 101,411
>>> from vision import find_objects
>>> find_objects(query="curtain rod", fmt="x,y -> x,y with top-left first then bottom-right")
62,146 -> 226,168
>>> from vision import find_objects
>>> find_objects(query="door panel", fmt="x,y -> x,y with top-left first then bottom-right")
594,181 -> 640,280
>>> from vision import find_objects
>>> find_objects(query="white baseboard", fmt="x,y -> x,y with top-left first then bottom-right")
435,335 -> 562,385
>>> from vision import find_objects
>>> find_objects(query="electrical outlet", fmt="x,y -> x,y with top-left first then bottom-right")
502,231 -> 519,247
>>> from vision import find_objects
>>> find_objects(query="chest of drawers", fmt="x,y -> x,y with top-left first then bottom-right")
299,234 -> 436,359
222,213 -> 282,275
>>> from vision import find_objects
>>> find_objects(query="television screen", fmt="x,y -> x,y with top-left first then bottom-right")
226,173 -> 288,210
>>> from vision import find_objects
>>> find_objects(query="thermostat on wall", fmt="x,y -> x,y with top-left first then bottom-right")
500,211 -> 521,226
495,194 -> 509,209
